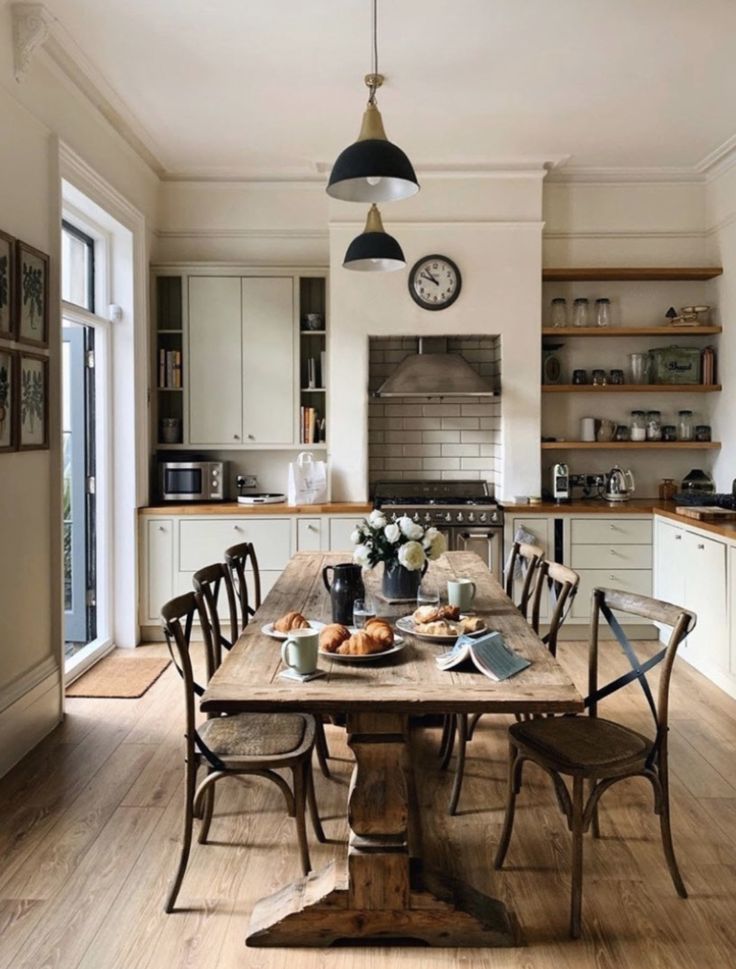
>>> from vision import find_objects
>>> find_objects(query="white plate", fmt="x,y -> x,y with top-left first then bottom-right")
320,638 -> 407,663
395,615 -> 487,643
261,619 -> 325,641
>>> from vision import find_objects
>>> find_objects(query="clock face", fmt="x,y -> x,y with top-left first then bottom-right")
408,255 -> 461,310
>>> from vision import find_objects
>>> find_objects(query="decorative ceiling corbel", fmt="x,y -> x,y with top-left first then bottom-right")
12,3 -> 50,83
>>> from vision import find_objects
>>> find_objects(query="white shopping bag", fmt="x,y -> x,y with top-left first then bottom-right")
287,451 -> 327,505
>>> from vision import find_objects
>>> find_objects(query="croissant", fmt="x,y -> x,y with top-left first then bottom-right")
273,611 -> 310,633
337,631 -> 386,655
413,605 -> 441,625
438,605 -> 461,622
458,616 -> 485,634
364,619 -> 394,648
319,623 -> 351,653
416,620 -> 455,636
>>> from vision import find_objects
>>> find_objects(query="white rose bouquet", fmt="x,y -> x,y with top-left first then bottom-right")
352,512 -> 447,572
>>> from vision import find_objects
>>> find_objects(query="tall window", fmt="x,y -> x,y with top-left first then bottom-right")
62,221 -> 95,311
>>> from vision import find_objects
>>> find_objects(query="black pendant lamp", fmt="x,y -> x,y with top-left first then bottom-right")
327,0 -> 419,204
343,204 -> 405,272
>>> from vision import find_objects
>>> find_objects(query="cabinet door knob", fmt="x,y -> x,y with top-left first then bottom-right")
675,534 -> 682,540
233,433 -> 240,440
308,525 -> 318,532
158,525 -> 166,532
233,524 -> 242,531
247,434 -> 255,441
697,543 -> 705,550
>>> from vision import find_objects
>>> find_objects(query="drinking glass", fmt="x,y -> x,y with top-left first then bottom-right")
352,597 -> 376,629
416,581 -> 440,613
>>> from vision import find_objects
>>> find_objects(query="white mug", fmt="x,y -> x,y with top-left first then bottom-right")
580,417 -> 596,442
447,578 -> 476,611
281,628 -> 319,675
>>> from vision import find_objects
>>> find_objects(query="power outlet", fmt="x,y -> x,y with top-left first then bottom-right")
241,475 -> 258,490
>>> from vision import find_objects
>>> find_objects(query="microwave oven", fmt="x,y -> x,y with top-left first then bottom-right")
159,461 -> 226,502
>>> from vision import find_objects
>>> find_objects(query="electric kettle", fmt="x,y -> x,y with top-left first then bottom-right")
604,465 -> 635,503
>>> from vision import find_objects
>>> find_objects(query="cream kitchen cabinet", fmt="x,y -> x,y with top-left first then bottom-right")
653,515 -> 728,681
187,275 -> 295,447
143,519 -> 174,623
297,518 -> 322,551
328,516 -> 361,552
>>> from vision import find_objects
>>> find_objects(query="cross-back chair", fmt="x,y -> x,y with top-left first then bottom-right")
440,558 -> 580,815
494,587 -> 696,938
504,541 -> 544,619
161,591 -> 325,913
224,541 -> 262,632
192,562 -> 239,656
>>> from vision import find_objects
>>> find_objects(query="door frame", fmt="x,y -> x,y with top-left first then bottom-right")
62,302 -> 114,683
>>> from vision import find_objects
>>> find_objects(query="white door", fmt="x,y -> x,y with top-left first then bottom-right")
188,276 -> 243,445
146,519 -> 174,622
242,277 -> 294,445
684,531 -> 728,671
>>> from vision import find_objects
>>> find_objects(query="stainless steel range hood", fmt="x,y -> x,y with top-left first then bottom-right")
374,338 -> 496,398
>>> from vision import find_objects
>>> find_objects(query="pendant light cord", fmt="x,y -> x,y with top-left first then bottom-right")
369,0 -> 379,103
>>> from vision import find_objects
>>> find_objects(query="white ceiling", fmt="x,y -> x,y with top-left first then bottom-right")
41,0 -> 736,179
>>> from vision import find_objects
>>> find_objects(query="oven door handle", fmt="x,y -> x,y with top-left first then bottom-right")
460,532 -> 496,540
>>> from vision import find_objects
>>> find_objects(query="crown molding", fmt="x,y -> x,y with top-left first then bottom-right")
694,133 -> 736,181
11,3 -> 49,82
543,227 -> 708,240
154,227 -> 329,241
546,165 -> 704,185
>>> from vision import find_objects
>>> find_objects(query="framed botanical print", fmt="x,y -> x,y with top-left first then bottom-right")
0,230 -> 14,340
17,352 -> 48,450
0,348 -> 16,451
16,241 -> 49,348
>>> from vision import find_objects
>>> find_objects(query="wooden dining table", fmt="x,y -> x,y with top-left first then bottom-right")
201,550 -> 583,947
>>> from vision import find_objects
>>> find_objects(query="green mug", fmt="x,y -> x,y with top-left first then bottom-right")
447,578 -> 476,611
281,628 -> 319,675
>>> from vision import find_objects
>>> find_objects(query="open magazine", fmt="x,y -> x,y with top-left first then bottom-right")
436,631 -> 530,682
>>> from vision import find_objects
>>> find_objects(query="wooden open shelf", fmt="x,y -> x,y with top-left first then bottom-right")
542,267 -> 723,282
542,384 -> 721,394
541,441 -> 721,451
542,325 -> 721,338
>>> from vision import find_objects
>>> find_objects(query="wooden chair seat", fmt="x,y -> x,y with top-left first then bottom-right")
198,712 -> 314,763
510,716 -> 652,776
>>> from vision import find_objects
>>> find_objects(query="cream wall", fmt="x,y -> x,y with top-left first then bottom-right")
328,175 -> 544,502
0,10 -> 158,774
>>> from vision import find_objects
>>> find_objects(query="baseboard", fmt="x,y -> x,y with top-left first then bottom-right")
0,666 -> 62,778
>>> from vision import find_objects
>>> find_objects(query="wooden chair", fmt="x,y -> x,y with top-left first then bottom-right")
504,541 -> 544,619
195,561 -> 333,780
161,591 -> 325,913
441,559 -> 580,815
224,541 -> 262,632
494,587 -> 696,938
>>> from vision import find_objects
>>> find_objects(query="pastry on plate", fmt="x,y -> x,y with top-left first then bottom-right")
415,620 -> 455,637
273,610 -> 310,633
458,615 -> 486,634
438,604 -> 461,622
413,605 -> 441,624
337,631 -> 386,655
364,618 -> 394,648
319,623 -> 351,653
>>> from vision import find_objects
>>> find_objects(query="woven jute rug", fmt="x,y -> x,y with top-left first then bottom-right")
66,651 -> 171,698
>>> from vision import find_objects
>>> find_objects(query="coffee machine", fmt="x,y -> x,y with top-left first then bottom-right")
552,463 -> 570,503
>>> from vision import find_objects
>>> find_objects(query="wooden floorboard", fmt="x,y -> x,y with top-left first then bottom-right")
0,639 -> 735,967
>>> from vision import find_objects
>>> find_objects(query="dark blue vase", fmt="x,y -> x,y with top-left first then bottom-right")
382,560 -> 427,600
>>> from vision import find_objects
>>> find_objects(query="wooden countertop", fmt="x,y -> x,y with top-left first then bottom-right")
501,498 -> 678,514
139,501 -> 372,517
654,507 -> 736,542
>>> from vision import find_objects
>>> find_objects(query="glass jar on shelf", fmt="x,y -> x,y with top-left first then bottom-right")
572,298 -> 589,328
595,298 -> 612,327
678,410 -> 694,441
659,478 -> 677,501
630,410 -> 646,442
646,410 -> 662,441
550,298 -> 568,328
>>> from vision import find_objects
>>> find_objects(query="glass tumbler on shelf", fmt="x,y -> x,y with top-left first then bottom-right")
595,298 -> 612,327
550,298 -> 568,328
630,410 -> 646,442
645,410 -> 662,441
678,410 -> 694,441
572,298 -> 590,328
630,352 -> 650,385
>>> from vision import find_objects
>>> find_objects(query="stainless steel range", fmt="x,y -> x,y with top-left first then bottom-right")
373,480 -> 503,582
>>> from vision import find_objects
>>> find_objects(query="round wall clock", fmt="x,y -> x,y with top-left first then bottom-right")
408,254 -> 461,310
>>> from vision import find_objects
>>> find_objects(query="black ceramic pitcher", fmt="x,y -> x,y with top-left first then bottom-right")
322,562 -> 365,625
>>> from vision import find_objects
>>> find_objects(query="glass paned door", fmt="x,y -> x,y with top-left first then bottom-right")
63,324 -> 96,651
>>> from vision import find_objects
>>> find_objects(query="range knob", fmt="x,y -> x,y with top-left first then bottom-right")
468,511 -> 476,523
491,510 -> 499,523
413,512 -> 420,522
456,512 -> 464,522
445,512 -> 452,523
424,512 -> 432,523
479,512 -> 488,523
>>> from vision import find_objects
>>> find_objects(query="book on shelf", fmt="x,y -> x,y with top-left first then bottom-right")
436,631 -> 530,681
320,350 -> 326,387
307,357 -> 317,389
299,406 -> 325,444
158,349 -> 182,388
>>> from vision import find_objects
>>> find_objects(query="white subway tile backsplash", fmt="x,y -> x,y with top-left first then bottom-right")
368,336 -> 502,487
